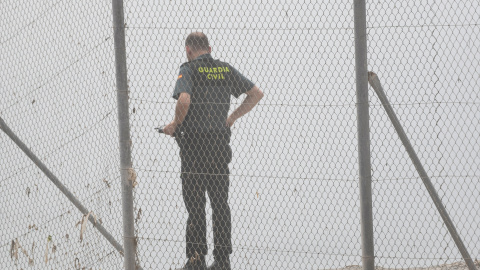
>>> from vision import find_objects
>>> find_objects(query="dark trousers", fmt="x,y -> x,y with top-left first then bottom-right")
177,130 -> 233,259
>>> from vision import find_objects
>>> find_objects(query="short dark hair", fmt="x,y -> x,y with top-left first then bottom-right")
185,32 -> 210,51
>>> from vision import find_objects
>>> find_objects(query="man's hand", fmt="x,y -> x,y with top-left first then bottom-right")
226,86 -> 263,127
164,93 -> 191,137
163,121 -> 178,137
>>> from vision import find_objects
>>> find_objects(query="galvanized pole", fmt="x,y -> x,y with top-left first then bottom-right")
0,116 -> 125,256
111,0 -> 137,269
353,0 -> 375,269
368,72 -> 477,270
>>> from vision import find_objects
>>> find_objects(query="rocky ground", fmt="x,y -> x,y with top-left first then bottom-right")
332,261 -> 480,270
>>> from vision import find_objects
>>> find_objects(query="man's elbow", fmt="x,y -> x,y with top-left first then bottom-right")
248,86 -> 264,102
178,92 -> 191,105
257,88 -> 264,101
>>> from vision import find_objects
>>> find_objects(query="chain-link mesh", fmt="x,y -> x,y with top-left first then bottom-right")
367,0 -> 480,269
1,1 -> 123,269
2,1 -> 479,270
125,1 -> 362,269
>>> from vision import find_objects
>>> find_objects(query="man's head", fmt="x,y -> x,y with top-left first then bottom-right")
185,32 -> 211,61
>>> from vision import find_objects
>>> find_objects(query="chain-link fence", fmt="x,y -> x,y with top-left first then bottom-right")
125,1 -> 363,269
0,1 -> 124,269
1,1 -> 479,270
367,1 -> 480,268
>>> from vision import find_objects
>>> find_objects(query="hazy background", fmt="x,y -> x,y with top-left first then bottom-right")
1,0 -> 479,269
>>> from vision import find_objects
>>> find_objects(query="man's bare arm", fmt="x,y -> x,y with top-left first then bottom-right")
226,86 -> 264,127
164,92 -> 191,136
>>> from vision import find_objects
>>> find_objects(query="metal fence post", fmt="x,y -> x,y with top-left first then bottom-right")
368,72 -> 477,270
354,0 -> 375,269
0,116 -> 125,256
112,0 -> 136,269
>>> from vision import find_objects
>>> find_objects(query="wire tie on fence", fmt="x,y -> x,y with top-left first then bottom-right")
31,242 -> 35,266
128,167 -> 138,187
74,257 -> 81,269
103,178 -> 111,188
361,255 -> 375,258
45,235 -> 51,264
10,239 -> 18,261
76,211 -> 97,242
10,238 -> 33,265
135,208 -> 142,223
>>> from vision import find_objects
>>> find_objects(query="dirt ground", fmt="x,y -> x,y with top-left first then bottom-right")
331,260 -> 480,270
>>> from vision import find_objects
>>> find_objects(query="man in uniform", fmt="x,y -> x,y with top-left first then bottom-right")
163,32 -> 264,270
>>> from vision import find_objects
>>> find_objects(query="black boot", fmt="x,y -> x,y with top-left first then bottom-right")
207,257 -> 231,270
181,254 -> 207,270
